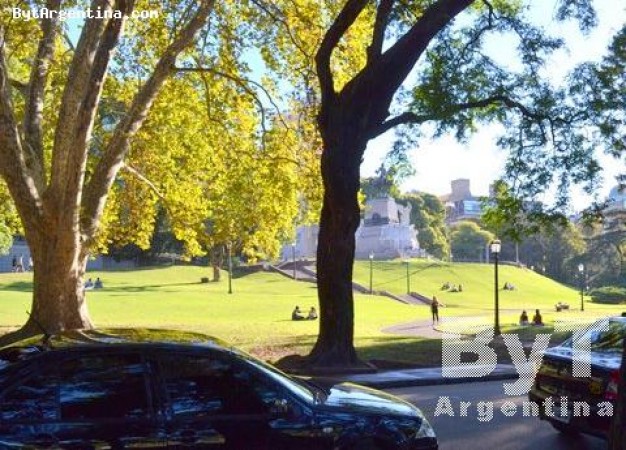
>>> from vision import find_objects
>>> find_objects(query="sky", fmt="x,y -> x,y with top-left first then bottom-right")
360,1 -> 625,211
60,1 -> 624,211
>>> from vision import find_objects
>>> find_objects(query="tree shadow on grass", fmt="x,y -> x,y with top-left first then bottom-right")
358,335 -> 533,368
0,281 -> 33,292
86,281 -> 206,293
272,334 -> 535,372
1,279 -> 207,294
87,266 -> 191,273
356,336 -> 444,368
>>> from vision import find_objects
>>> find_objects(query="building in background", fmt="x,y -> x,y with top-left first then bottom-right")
0,237 -> 136,272
355,197 -> 422,259
603,185 -> 626,231
285,196 -> 422,261
440,179 -> 484,224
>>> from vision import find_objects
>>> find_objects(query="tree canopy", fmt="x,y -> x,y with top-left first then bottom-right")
399,192 -> 449,260
450,220 -> 494,261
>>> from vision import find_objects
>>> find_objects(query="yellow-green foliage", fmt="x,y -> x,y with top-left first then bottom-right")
2,0 -> 321,261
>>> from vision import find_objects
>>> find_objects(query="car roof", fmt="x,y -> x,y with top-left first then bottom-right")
0,328 -> 233,368
601,316 -> 626,323
5,328 -> 230,349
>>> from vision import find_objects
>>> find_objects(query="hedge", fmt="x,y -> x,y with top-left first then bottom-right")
590,286 -> 626,304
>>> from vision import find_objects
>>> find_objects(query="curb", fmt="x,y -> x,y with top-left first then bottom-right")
310,365 -> 520,390
348,371 -> 520,390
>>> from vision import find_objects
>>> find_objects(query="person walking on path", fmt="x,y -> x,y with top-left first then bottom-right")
431,296 -> 440,325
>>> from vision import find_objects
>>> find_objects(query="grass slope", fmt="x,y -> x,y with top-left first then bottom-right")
354,259 -> 580,310
0,266 -> 429,361
353,259 -> 626,335
0,263 -> 622,364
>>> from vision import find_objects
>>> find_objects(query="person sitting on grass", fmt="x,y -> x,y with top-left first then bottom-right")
292,306 -> 305,321
532,309 -> 544,326
94,277 -> 103,289
84,278 -> 94,290
307,307 -> 318,320
519,310 -> 529,326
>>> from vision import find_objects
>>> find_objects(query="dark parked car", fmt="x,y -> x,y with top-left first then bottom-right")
529,315 -> 626,439
0,328 -> 437,449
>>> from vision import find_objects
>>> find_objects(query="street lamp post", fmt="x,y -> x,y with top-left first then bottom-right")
369,252 -> 374,294
227,243 -> 233,294
490,239 -> 502,335
405,259 -> 411,294
291,242 -> 297,280
578,263 -> 585,312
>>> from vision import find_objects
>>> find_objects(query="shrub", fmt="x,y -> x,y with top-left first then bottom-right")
590,286 -> 626,304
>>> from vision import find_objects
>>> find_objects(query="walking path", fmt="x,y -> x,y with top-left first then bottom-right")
382,319 -> 445,339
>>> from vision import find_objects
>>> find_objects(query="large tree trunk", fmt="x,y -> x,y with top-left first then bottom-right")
0,2 -> 214,348
0,229 -> 92,346
308,111 -> 366,367
29,236 -> 92,333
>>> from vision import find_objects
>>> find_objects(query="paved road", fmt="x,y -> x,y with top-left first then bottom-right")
387,381 -> 607,450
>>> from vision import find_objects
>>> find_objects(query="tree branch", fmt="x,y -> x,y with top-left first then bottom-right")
50,0 -> 114,197
81,0 -> 215,244
62,30 -> 77,52
119,164 -> 201,230
23,0 -> 62,177
249,0 -> 314,63
349,0 -> 475,131
315,0 -> 369,104
368,0 -> 395,63
175,65 -> 290,131
121,163 -> 165,200
8,78 -> 28,96
63,0 -> 135,200
369,111 -> 435,138
370,94 -> 546,138
0,28 -> 44,232
482,0 -> 494,27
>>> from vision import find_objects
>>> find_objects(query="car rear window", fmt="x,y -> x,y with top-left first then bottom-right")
578,319 -> 626,353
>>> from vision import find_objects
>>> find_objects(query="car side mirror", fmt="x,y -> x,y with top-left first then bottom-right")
270,398 -> 292,417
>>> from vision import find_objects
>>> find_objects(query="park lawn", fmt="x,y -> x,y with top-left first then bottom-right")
353,259 -> 607,314
1,265 -> 622,366
0,266 -> 433,362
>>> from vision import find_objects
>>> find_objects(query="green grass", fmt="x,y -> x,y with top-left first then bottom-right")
354,259 -> 626,316
353,259 -> 626,347
1,263 -> 623,365
0,266 -> 430,362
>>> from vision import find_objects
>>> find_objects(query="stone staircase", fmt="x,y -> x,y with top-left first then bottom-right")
271,261 -> 423,305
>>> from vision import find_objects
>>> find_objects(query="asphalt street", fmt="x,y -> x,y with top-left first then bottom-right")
387,380 -> 607,450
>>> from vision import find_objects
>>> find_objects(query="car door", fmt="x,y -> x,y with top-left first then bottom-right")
156,350 -> 330,450
0,361 -> 65,449
156,350 -> 260,449
0,351 -> 167,449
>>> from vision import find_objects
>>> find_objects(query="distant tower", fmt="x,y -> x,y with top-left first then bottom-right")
450,179 -> 472,202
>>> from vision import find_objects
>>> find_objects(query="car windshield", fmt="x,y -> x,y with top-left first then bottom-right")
568,319 -> 626,353
237,353 -> 322,404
